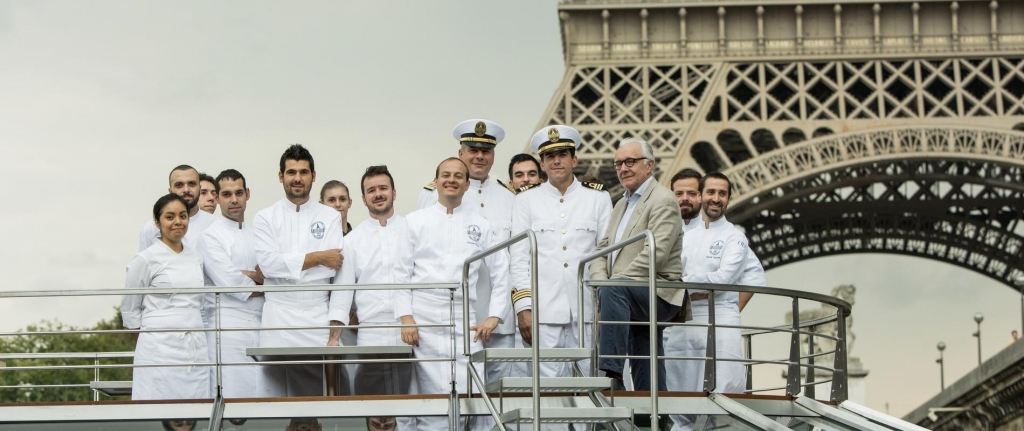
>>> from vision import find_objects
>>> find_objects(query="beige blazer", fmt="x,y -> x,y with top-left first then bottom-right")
589,179 -> 690,321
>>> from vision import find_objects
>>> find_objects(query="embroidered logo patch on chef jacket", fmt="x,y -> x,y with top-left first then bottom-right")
311,221 -> 325,239
709,240 -> 724,256
467,225 -> 482,242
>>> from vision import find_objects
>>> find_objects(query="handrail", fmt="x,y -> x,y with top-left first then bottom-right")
587,280 -> 852,312
461,229 -> 536,431
0,282 -> 458,298
576,230 -> 661,424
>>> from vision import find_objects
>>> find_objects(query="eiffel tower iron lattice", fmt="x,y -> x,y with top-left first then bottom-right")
536,0 -> 1024,288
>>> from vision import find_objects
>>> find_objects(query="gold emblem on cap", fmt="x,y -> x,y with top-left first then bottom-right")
474,121 -> 487,137
547,127 -> 560,143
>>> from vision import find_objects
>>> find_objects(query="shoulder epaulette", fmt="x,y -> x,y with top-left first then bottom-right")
497,179 -> 515,194
423,181 -> 436,191
581,181 -> 605,191
517,183 -> 542,194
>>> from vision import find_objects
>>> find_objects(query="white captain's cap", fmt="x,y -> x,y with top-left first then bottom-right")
453,119 -> 505,149
530,125 -> 581,155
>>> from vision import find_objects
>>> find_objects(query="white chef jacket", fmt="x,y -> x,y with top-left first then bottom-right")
417,177 -> 515,334
253,198 -> 343,300
121,241 -> 205,329
509,179 -> 612,324
197,217 -> 266,313
138,209 -> 217,252
681,217 -> 749,304
329,214 -> 409,324
393,203 -> 511,322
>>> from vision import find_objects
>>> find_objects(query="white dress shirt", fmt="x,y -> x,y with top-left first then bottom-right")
509,179 -> 612,324
197,217 -> 265,312
393,203 -> 511,322
121,241 -> 206,329
614,176 -> 655,244
253,198 -> 344,301
330,214 -> 408,324
138,209 -> 217,252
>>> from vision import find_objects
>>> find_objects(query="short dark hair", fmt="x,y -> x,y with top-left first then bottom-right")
279,144 -> 314,173
360,165 -> 396,196
319,180 -> 349,201
214,169 -> 247,194
198,172 -> 215,186
435,157 -> 468,179
698,172 -> 733,197
168,165 -> 197,184
152,193 -> 189,221
508,153 -> 546,180
670,168 -> 703,191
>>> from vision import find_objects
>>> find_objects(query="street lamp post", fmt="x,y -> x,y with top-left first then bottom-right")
936,342 -> 946,390
973,313 -> 984,366
1016,276 -> 1024,335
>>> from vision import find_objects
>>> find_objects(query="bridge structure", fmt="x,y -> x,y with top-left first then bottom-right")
540,0 -> 1024,288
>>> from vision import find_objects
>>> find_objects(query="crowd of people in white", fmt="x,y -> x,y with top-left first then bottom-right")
120,119 -> 765,431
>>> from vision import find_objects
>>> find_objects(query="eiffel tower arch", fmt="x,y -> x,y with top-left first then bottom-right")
537,0 -> 1024,287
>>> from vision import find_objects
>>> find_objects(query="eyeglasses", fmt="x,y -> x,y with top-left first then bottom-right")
612,157 -> 647,169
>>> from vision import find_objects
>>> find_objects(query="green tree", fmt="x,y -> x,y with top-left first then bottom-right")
0,308 -> 134,402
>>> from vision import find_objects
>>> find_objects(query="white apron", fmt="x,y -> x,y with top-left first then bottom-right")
132,308 -> 210,400
258,295 -> 328,397
411,293 -> 489,431
205,308 -> 262,398
667,301 -> 745,431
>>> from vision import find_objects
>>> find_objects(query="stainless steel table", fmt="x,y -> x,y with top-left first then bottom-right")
246,346 -> 414,396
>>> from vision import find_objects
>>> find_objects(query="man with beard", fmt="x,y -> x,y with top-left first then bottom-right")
138,165 -> 217,251
508,153 -> 544,192
197,169 -> 266,398
253,144 -> 344,397
669,172 -> 761,431
510,125 -> 611,384
198,172 -> 218,214
415,119 -> 520,382
397,157 -> 511,431
328,165 -> 414,404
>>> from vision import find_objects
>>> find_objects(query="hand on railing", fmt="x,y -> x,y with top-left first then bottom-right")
471,317 -> 499,343
400,316 -> 419,347
516,310 -> 533,346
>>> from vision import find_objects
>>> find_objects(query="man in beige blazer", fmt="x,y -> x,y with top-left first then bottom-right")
590,138 -> 688,392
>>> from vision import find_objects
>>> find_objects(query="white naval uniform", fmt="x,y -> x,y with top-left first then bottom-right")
395,203 -> 512,431
253,198 -> 344,397
121,241 -> 210,400
197,217 -> 266,398
510,179 -> 611,379
418,177 -> 521,382
139,209 -> 216,252
330,215 -> 415,398
668,216 -> 758,431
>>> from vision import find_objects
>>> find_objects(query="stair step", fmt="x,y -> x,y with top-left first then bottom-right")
471,348 -> 591,362
500,407 -> 633,424
487,377 -> 611,393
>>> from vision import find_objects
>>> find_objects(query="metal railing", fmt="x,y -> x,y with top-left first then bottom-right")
0,282 -> 460,430
579,230 -> 852,423
0,230 -> 853,429
461,229 -> 537,431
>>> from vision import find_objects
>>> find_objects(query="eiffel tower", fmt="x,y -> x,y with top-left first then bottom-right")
537,0 -> 1024,287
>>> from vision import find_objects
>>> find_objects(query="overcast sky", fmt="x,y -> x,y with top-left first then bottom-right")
0,0 -> 1020,419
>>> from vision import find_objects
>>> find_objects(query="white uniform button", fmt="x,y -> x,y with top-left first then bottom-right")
560,213 -> 565,218
561,229 -> 567,234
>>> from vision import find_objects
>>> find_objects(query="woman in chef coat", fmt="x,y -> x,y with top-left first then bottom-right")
121,193 -> 210,400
